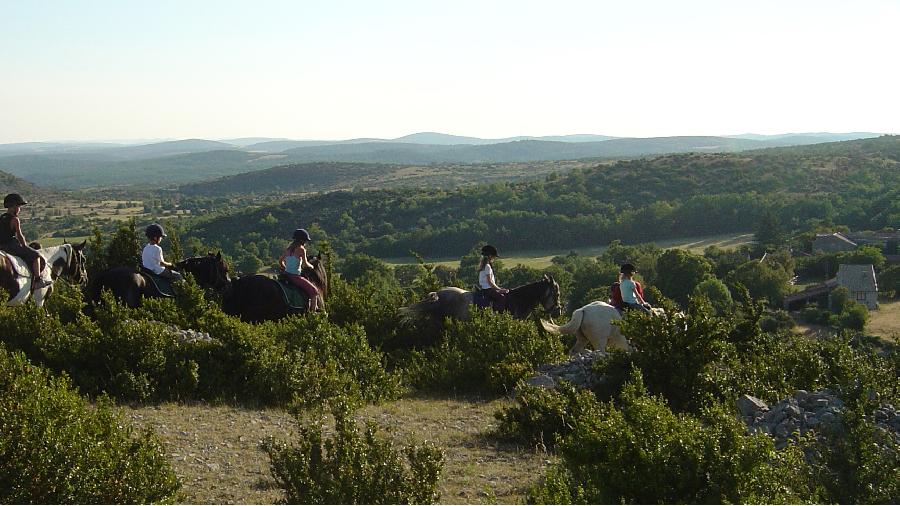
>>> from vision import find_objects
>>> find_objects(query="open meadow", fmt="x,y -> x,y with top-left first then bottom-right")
125,397 -> 553,504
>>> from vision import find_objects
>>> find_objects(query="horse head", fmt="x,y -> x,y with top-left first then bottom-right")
177,252 -> 231,291
57,240 -> 88,285
307,255 -> 329,299
540,273 -> 562,318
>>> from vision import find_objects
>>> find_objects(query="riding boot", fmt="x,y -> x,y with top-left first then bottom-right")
32,276 -> 52,290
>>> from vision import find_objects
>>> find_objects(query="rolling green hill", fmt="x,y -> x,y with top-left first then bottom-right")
187,136 -> 900,261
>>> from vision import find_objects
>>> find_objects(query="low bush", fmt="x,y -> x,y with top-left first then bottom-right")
494,383 -> 601,448
265,402 -> 444,504
527,367 -> 818,504
404,309 -> 566,394
0,345 -> 180,504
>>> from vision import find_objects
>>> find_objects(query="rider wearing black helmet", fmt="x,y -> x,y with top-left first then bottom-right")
1,193 -> 51,289
279,228 -> 320,312
477,244 -> 508,310
141,223 -> 184,281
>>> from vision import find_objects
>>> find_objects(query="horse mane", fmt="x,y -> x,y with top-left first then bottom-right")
309,256 -> 329,298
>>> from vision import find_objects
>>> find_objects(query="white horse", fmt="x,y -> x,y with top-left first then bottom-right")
541,301 -> 666,356
0,242 -> 87,306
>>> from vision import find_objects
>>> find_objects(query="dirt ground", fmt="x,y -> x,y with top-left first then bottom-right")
125,396 -> 554,504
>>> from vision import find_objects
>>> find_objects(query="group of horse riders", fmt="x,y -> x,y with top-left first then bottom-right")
476,244 -> 652,315
5,192 -> 649,316
142,222 -> 322,313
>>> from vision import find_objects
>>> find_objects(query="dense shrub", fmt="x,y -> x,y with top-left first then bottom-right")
494,383 -> 601,448
265,402 -> 444,504
815,407 -> 900,503
0,346 -> 180,504
527,368 -> 817,504
404,309 -> 566,394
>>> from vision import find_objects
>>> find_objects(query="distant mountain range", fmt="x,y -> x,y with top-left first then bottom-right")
0,132 -> 886,188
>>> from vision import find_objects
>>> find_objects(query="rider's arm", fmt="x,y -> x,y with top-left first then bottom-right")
11,216 -> 27,247
487,271 -> 508,293
278,249 -> 288,270
299,246 -> 314,271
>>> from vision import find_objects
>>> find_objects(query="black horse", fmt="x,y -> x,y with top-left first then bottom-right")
222,256 -> 328,323
401,274 -> 562,323
88,252 -> 230,308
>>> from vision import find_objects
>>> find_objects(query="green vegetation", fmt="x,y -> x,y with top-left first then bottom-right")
265,402 -> 444,504
0,345 -> 180,504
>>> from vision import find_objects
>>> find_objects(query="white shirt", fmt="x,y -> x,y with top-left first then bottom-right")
478,263 -> 496,289
142,243 -> 166,274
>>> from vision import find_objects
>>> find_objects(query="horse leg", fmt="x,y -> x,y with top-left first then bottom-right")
569,330 -> 588,356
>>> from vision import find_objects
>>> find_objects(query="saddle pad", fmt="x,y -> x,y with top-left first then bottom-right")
0,250 -> 32,278
277,278 -> 310,310
141,270 -> 176,298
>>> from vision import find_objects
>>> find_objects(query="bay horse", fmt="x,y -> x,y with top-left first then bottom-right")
402,274 -> 562,323
1,241 -> 88,306
541,300 -> 668,356
87,252 -> 230,308
221,256 -> 328,323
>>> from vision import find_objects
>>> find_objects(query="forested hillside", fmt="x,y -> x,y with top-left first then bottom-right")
188,136 -> 900,263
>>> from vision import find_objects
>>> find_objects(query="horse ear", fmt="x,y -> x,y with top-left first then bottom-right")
76,240 -> 87,251
216,252 -> 222,260
543,273 -> 549,281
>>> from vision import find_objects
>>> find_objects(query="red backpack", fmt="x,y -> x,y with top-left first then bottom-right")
610,280 -> 644,309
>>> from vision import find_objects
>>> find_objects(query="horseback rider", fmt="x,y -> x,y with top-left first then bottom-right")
278,228 -> 320,312
477,244 -> 508,311
141,223 -> 184,281
618,263 -> 651,313
0,193 -> 51,289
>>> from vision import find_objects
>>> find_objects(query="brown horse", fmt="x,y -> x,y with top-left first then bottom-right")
221,256 -> 328,323
87,252 -> 230,308
402,274 -> 562,323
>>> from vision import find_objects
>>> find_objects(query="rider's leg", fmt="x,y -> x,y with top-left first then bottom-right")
288,274 -> 320,312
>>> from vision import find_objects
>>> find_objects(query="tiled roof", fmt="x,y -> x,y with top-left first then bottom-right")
835,264 -> 877,292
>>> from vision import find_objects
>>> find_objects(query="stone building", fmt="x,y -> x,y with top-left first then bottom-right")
833,264 -> 878,310
812,232 -> 857,253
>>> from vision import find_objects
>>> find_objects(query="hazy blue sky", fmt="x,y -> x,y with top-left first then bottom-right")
1,0 -> 897,143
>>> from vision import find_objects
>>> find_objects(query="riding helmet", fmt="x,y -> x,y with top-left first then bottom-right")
293,228 -> 312,242
620,263 -> 637,273
145,223 -> 167,238
481,244 -> 499,257
3,193 -> 27,207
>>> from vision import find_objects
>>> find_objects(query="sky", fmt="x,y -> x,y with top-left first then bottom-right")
1,0 -> 898,143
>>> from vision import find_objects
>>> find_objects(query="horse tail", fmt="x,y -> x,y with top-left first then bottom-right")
541,309 -> 584,336
400,291 -> 440,320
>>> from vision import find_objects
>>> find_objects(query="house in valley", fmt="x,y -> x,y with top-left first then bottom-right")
833,264 -> 878,310
813,232 -> 857,253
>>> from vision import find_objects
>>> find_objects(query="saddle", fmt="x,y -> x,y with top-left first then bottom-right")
472,287 -> 506,312
275,273 -> 312,310
139,268 -> 176,298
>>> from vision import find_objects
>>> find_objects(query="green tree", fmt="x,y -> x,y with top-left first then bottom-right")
753,210 -> 786,252
106,218 -> 141,268
693,277 -> 734,314
655,249 -> 713,306
727,260 -> 792,307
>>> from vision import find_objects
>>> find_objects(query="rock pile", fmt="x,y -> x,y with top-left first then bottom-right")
524,350 -> 609,390
165,325 -> 218,345
738,390 -> 900,449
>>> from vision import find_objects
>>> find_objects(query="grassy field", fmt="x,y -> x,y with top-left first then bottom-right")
126,396 -> 552,504
385,233 -> 754,269
868,298 -> 900,342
